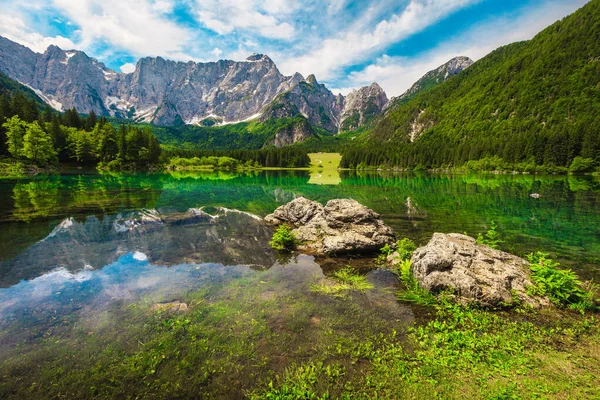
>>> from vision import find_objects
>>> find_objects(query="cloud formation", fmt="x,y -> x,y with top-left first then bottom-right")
0,0 -> 591,96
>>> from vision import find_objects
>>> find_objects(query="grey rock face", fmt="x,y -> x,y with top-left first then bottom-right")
0,36 -> 303,125
267,119 -> 315,147
0,36 -> 390,134
265,197 -> 396,255
386,56 -> 473,110
340,82 -> 388,131
267,75 -> 344,133
411,233 -> 550,308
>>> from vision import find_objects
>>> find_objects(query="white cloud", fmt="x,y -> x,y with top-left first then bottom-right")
0,14 -> 78,53
278,0 -> 481,80
334,0 -> 591,96
211,47 -> 223,58
194,0 -> 295,39
120,62 -> 136,73
51,0 -> 194,59
151,0 -> 175,14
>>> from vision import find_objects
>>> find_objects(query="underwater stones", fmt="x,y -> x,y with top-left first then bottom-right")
150,301 -> 188,313
411,233 -> 550,308
264,197 -> 396,255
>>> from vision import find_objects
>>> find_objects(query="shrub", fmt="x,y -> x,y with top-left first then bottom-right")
569,156 -> 596,173
526,252 -> 596,310
269,225 -> 298,252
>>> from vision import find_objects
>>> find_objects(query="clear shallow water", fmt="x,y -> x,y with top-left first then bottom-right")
1,170 -> 599,278
0,170 -> 599,397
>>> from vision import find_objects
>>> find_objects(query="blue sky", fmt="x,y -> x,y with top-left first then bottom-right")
0,0 -> 590,96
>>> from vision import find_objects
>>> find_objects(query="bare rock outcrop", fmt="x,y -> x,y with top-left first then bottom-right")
411,233 -> 549,308
265,197 -> 395,255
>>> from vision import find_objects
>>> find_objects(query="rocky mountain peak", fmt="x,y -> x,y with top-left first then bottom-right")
386,56 -> 473,109
0,35 -> 391,134
305,74 -> 318,85
440,56 -> 473,76
339,82 -> 389,131
245,53 -> 274,64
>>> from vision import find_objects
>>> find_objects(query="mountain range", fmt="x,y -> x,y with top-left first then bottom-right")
0,35 -> 472,146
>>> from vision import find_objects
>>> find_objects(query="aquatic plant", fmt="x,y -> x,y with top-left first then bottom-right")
396,259 -> 437,306
310,267 -> 374,297
376,238 -> 417,265
395,238 -> 417,261
255,296 -> 600,399
476,220 -> 502,249
269,224 -> 298,251
526,252 -> 597,311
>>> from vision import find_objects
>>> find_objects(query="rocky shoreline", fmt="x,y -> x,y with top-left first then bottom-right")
266,197 -> 558,309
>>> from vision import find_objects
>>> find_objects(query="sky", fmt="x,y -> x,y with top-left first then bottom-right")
0,0 -> 590,96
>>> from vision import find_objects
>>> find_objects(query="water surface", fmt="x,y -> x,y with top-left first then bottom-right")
0,170 -> 598,397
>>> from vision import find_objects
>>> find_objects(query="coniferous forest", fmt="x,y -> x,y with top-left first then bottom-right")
341,0 -> 600,172
0,91 -> 161,172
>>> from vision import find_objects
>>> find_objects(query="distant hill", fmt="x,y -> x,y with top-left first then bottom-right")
342,0 -> 600,170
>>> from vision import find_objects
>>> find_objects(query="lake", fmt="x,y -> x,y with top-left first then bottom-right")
0,170 -> 599,398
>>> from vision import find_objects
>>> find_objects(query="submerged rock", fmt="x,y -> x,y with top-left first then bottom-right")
151,301 -> 188,313
265,197 -> 396,255
411,233 -> 550,308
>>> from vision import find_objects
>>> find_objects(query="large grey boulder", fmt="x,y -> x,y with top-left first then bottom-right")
265,197 -> 395,255
411,233 -> 549,308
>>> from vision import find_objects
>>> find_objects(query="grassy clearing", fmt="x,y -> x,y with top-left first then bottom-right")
308,153 -> 342,169
308,153 -> 342,185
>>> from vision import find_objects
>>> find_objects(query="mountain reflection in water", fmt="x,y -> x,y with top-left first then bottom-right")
0,208 -> 276,288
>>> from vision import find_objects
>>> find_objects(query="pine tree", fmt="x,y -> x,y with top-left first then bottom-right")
84,110 -> 97,131
42,106 -> 53,123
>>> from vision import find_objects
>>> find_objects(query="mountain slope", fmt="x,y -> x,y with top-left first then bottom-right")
344,0 -> 600,169
386,56 -> 472,109
0,71 -> 48,108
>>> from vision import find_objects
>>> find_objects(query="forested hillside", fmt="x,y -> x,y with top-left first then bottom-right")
0,71 -> 47,109
342,0 -> 600,172
0,82 -> 161,172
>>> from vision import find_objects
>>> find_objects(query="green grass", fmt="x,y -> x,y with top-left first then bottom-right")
308,153 -> 342,169
255,300 -> 600,399
307,153 -> 342,185
310,267 -> 374,298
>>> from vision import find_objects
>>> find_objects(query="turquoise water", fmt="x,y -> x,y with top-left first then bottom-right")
0,170 -> 598,397
1,170 -> 599,280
